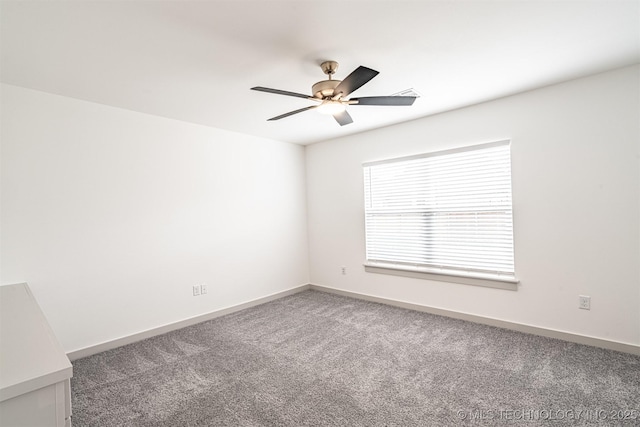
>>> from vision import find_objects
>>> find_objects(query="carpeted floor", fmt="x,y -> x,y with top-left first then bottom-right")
71,290 -> 640,426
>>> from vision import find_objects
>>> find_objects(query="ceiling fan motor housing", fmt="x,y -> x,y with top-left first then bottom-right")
312,79 -> 341,99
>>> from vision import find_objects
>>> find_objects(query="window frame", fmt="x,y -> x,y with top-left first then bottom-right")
362,140 -> 519,290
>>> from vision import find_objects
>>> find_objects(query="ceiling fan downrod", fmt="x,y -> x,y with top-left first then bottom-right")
313,61 -> 342,99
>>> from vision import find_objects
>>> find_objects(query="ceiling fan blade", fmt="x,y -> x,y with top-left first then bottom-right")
333,110 -> 353,126
251,86 -> 313,100
332,66 -> 379,98
351,96 -> 417,106
268,105 -> 317,121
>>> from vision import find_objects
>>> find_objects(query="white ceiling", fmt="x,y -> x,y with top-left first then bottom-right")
1,1 -> 639,145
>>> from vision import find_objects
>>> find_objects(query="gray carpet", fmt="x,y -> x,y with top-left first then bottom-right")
71,290 -> 640,426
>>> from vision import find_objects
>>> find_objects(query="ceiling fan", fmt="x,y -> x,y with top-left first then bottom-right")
251,61 -> 417,126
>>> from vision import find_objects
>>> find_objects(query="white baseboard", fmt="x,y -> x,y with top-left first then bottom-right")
309,284 -> 640,356
67,282 -> 639,360
67,284 -> 311,361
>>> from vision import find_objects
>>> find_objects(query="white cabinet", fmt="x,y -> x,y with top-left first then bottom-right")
0,283 -> 73,426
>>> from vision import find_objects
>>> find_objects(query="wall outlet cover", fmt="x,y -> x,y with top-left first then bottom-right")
579,295 -> 591,310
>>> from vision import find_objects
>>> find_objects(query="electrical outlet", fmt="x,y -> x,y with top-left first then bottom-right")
341,266 -> 346,275
193,284 -> 201,296
579,295 -> 591,310
200,284 -> 208,294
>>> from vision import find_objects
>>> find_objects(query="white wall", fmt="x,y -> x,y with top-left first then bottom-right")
1,84 -> 309,353
2,65 -> 638,353
306,65 -> 640,346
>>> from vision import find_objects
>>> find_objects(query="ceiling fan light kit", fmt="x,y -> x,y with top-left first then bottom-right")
317,100 -> 346,115
251,60 -> 417,126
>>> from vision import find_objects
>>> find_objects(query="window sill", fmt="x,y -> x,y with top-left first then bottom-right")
363,263 -> 519,291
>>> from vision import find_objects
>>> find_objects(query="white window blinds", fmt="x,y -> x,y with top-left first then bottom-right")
363,140 -> 515,279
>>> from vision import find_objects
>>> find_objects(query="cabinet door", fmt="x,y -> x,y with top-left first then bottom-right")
0,383 -> 65,426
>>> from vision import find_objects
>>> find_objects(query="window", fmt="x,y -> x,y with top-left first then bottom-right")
363,140 -> 517,289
